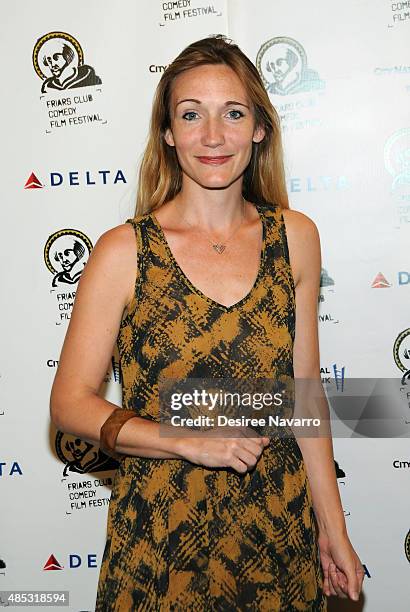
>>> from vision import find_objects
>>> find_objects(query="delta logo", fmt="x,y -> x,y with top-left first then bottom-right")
44,554 -> 63,571
371,271 -> 410,288
43,553 -> 98,570
0,461 -> 23,477
24,169 -> 126,189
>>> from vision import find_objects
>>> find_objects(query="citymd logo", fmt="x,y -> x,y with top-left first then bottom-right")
393,460 -> 410,468
24,169 -> 126,188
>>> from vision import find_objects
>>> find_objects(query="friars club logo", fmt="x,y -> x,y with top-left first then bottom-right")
405,530 -> 410,563
318,268 -> 339,325
384,128 -> 410,225
56,432 -> 117,515
256,36 -> 324,96
56,432 -> 116,477
33,31 -> 101,93
44,228 -> 92,287
393,328 -> 410,425
44,228 -> 92,324
320,268 -> 335,289
256,37 -> 325,133
32,31 -> 106,133
394,328 -> 410,384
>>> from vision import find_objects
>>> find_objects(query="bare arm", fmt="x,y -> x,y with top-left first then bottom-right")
283,209 -> 365,600
49,223 -> 184,459
49,222 -> 268,468
283,209 -> 346,535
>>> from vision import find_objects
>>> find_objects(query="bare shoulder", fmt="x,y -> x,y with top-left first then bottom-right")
281,208 -> 319,239
281,208 -> 321,287
96,221 -> 136,252
80,221 -> 137,308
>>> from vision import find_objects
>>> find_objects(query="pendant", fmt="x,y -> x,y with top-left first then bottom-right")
213,243 -> 226,254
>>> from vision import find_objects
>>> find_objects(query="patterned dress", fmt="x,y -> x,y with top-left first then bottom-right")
95,201 -> 326,611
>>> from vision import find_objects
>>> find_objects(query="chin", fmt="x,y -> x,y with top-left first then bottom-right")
196,179 -> 238,190
187,170 -> 244,190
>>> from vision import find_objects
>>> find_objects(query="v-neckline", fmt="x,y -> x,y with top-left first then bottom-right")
150,202 -> 268,312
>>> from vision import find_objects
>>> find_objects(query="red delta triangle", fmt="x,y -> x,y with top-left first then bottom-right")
43,554 -> 64,570
371,272 -> 391,288
24,172 -> 44,189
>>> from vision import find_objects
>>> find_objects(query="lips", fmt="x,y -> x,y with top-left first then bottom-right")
196,156 -> 233,165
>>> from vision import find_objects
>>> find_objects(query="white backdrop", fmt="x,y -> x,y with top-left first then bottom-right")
1,1 -> 409,610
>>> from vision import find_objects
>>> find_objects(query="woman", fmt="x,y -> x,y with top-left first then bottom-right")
50,35 -> 364,610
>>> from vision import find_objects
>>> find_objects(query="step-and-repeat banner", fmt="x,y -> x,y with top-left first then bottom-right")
1,1 -> 409,610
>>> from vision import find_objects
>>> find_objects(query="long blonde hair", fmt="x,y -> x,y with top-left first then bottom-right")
135,34 -> 289,216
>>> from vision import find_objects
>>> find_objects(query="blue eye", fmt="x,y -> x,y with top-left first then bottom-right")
227,110 -> 244,119
181,110 -> 245,121
182,111 -> 198,121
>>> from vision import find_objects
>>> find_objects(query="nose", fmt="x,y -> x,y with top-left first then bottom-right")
201,117 -> 225,148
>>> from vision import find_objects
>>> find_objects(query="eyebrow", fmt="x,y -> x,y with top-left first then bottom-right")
175,98 -> 250,109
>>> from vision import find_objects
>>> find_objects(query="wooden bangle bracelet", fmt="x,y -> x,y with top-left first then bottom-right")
100,408 -> 138,460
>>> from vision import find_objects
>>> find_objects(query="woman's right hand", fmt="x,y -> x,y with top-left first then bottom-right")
176,427 -> 271,473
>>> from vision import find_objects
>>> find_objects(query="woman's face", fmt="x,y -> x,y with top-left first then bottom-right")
164,63 -> 265,190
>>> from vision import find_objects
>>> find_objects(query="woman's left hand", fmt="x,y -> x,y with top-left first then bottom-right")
318,529 -> 365,601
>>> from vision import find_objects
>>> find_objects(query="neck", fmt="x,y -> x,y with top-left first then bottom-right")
172,186 -> 247,232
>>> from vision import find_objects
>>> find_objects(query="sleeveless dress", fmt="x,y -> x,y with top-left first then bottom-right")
95,201 -> 326,611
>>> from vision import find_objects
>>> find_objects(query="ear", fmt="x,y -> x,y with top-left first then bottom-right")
164,127 -> 175,147
252,124 -> 265,144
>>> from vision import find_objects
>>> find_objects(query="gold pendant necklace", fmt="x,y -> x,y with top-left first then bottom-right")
179,196 -> 246,255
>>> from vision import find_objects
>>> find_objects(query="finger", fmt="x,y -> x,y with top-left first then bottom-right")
329,564 -> 347,598
236,447 -> 259,469
240,427 -> 269,444
231,456 -> 249,473
229,436 -> 265,458
328,577 -> 338,597
326,565 -> 338,597
322,568 -> 333,597
355,565 -> 365,597
336,569 -> 349,597
333,566 -> 348,592
344,561 -> 362,601
241,438 -> 266,456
